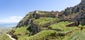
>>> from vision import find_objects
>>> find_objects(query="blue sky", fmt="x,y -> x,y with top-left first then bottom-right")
0,0 -> 81,23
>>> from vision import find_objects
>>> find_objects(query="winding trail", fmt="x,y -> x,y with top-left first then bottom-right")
6,34 -> 16,40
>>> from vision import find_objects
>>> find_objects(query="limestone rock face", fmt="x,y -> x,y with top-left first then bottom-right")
63,0 -> 85,25
80,0 -> 85,5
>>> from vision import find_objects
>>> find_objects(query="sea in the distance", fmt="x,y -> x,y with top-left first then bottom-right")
0,23 -> 17,28
0,23 -> 17,34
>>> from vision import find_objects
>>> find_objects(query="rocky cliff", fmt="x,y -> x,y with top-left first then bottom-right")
63,0 -> 85,25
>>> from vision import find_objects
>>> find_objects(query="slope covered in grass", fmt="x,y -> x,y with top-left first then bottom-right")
28,30 -> 57,40
49,21 -> 78,32
13,26 -> 30,36
63,29 -> 85,40
0,34 -> 11,40
33,17 -> 58,26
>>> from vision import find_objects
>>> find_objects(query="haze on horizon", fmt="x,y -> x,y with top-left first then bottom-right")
0,0 -> 81,23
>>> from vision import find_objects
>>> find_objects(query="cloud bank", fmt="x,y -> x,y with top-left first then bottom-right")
0,16 -> 23,23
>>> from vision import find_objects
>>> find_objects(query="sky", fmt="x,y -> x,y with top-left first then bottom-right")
0,0 -> 81,23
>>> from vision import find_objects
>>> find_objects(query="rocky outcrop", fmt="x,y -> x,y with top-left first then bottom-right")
66,22 -> 79,27
27,19 -> 41,34
62,0 -> 85,25
16,10 -> 63,27
80,0 -> 85,5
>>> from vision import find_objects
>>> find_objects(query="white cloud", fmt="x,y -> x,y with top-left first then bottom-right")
0,16 -> 23,23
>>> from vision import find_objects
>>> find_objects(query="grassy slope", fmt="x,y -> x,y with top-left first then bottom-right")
63,29 -> 85,40
0,28 -> 11,40
49,21 -> 78,32
13,22 -> 85,40
13,27 -> 29,35
28,30 -> 57,40
0,34 -> 11,40
33,17 -> 58,26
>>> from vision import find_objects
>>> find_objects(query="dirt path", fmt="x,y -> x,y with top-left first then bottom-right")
6,34 -> 16,40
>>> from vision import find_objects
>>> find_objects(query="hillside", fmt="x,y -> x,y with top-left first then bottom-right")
8,0 -> 85,40
0,27 -> 12,40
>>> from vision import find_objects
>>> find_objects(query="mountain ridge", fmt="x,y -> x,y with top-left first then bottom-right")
9,0 -> 85,40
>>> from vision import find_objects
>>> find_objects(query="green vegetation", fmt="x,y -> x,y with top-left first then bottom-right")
13,26 -> 31,40
34,11 -> 50,15
18,35 -> 29,40
28,30 -> 57,40
49,21 -> 78,32
63,29 -> 85,40
11,20 -> 85,40
0,28 -> 11,40
33,17 -> 58,26
70,31 -> 85,40
13,26 -> 29,35
0,34 -> 11,40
